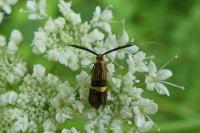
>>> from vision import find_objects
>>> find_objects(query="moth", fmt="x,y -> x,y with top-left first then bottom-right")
69,44 -> 133,109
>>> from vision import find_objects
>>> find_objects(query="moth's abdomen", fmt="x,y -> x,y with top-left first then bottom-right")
89,62 -> 107,109
89,87 -> 107,109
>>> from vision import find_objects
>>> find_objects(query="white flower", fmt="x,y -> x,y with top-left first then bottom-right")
58,49 -> 79,71
55,108 -> 73,123
145,61 -> 172,96
7,40 -> 18,54
32,29 -> 48,54
81,58 -> 92,67
122,72 -> 136,88
43,17 -> 66,33
120,106 -> 133,119
44,19 -> 57,33
33,64 -> 46,79
110,119 -> 122,133
43,120 -> 56,132
0,91 -> 17,105
88,29 -> 105,41
47,49 -> 60,61
76,71 -> 90,100
72,101 -> 84,113
54,17 -> 66,29
134,98 -> 158,128
58,0 -> 81,25
10,29 -> 23,45
127,51 -> 148,73
137,121 -> 154,133
111,77 -> 121,91
91,6 -> 113,33
26,0 -> 47,20
13,63 -> 27,77
9,108 -> 29,132
128,87 -> 143,100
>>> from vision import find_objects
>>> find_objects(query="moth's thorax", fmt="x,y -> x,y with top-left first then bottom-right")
91,54 -> 107,87
96,54 -> 104,62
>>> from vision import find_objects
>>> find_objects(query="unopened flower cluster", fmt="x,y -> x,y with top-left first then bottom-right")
0,0 -> 182,133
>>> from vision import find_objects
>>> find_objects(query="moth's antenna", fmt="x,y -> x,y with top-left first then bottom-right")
103,44 -> 133,55
69,45 -> 98,56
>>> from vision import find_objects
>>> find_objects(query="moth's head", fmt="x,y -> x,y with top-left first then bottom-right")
96,54 -> 104,61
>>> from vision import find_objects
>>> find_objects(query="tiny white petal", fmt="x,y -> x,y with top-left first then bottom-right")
157,69 -> 172,80
119,30 -> 129,45
125,45 -> 139,54
138,121 -> 154,132
102,22 -> 111,33
101,8 -> 113,21
144,101 -> 158,114
135,111 -> 145,128
155,83 -> 170,96
148,61 -> 157,76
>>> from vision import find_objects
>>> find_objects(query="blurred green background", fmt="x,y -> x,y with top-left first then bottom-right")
0,0 -> 200,132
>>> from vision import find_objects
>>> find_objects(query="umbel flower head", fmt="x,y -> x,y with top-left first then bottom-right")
0,29 -> 27,93
13,64 -> 84,132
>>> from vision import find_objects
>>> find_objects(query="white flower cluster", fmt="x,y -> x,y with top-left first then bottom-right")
25,0 -> 47,20
0,0 -> 18,23
11,64 -> 83,132
30,0 -> 183,132
32,0 -> 118,71
0,0 -> 183,133
0,29 -> 27,93
0,108 -> 15,133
